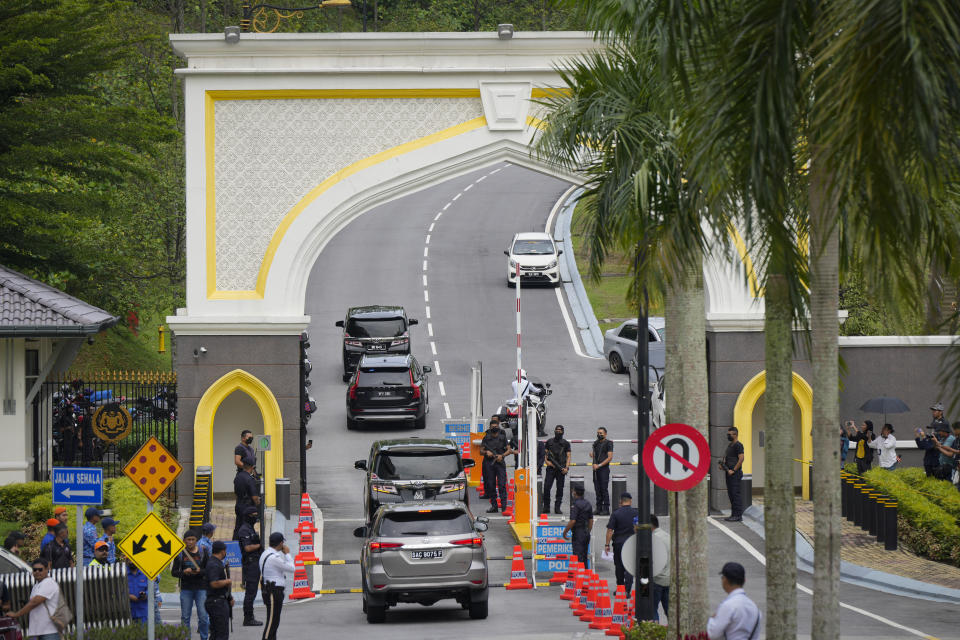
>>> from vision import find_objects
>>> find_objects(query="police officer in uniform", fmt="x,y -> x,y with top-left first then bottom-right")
604,492 -> 639,595
480,420 -> 515,513
259,532 -> 296,640
236,506 -> 263,626
590,427 -> 614,515
204,541 -> 234,640
562,486 -> 593,568
233,457 -> 260,540
542,424 -> 571,514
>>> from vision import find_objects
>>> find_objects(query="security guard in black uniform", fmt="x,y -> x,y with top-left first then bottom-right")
480,421 -> 515,513
562,486 -> 593,568
233,457 -> 260,540
204,541 -> 234,640
236,506 -> 263,626
604,492 -> 639,595
542,424 -> 571,514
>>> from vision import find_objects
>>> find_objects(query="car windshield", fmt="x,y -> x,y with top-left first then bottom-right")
346,317 -> 406,338
374,450 -> 461,480
358,369 -> 410,386
512,239 -> 554,255
656,328 -> 665,341
378,510 -> 473,537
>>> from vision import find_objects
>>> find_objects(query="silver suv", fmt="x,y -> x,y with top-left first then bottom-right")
354,502 -> 489,623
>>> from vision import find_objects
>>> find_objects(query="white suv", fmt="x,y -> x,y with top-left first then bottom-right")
504,232 -> 562,287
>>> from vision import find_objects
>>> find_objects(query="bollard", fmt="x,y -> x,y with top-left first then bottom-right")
876,499 -> 887,544
852,484 -> 864,529
866,493 -> 878,537
611,475 -> 627,508
840,474 -> 848,519
570,475 -> 585,499
276,478 -> 291,520
740,474 -> 753,511
884,502 -> 898,551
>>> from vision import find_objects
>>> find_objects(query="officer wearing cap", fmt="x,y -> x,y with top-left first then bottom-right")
204,541 -> 234,640
707,562 -> 760,640
233,457 -> 260,540
40,519 -> 60,552
98,517 -> 118,564
236,506 -> 263,626
82,507 -> 102,566
562,486 -> 593,568
604,492 -> 639,595
89,541 -> 110,567
259,532 -> 295,640
199,522 -> 216,556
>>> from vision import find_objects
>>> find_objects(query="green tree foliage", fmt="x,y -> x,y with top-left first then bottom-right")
0,0 -> 179,317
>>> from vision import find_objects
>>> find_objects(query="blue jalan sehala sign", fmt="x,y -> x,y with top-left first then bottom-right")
52,467 -> 103,505
535,524 -> 590,573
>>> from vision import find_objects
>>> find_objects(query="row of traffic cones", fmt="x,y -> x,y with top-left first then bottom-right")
290,494 -> 317,600
561,558 -> 631,638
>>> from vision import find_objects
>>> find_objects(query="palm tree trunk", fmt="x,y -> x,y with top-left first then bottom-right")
764,268 -> 797,638
665,251 -> 709,637
809,156 -> 841,640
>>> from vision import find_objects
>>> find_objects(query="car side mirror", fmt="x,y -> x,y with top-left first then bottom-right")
422,365 -> 432,373
353,526 -> 368,538
557,249 -> 563,256
475,516 -> 489,524
354,460 -> 367,470
503,250 -> 510,256
408,318 -> 418,326
462,458 -> 475,468
474,521 -> 488,532
335,320 -> 344,327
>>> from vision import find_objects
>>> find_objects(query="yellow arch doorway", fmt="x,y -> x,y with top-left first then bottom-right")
194,369 -> 284,507
732,370 -> 813,500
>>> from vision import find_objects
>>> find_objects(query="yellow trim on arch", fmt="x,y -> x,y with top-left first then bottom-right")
732,370 -> 813,499
204,89 -> 491,299
194,369 -> 283,507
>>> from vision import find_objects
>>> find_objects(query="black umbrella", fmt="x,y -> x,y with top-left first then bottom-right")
859,396 -> 911,426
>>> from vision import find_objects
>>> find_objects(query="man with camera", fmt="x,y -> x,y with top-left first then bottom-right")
259,532 -> 296,640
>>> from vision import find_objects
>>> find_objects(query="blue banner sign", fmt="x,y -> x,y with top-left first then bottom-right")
536,524 -> 577,573
223,540 -> 242,568
52,467 -> 103,505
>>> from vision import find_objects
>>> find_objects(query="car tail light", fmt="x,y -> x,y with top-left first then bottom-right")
390,336 -> 409,348
470,580 -> 484,585
369,542 -> 403,552
372,483 -> 398,494
410,369 -> 421,400
451,537 -> 483,548
349,378 -> 359,400
345,339 -> 363,347
439,481 -> 464,494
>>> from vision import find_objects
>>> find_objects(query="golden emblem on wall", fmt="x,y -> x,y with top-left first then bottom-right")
92,403 -> 132,443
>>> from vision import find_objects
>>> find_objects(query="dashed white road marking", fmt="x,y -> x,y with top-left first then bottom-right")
477,175 -> 487,182
425,306 -> 431,319
443,202 -> 451,210
434,212 -> 443,221
464,183 -> 473,191
424,290 -> 429,302
422,275 -> 428,287
424,247 -> 429,257
433,360 -> 442,376
438,381 -> 446,396
429,223 -> 435,232
618,382 -> 627,387
490,167 -> 502,174
427,323 -> 434,337
632,410 -> 639,416
452,193 -> 462,201
426,234 -> 431,244
443,402 -> 452,419
423,260 -> 428,271
430,341 -> 437,355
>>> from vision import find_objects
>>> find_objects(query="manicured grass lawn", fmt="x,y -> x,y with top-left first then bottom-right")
0,521 -> 20,540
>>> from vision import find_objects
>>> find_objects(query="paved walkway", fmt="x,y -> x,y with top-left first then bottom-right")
789,498 -> 960,590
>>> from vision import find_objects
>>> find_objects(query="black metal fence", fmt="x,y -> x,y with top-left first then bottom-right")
32,371 -> 178,499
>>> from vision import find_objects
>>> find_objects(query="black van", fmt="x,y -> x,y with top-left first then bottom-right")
336,306 -> 418,382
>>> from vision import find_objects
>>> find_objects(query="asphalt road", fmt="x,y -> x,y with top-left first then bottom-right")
161,164 -> 959,638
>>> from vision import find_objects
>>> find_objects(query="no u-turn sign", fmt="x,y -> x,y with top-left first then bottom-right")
642,423 -> 711,492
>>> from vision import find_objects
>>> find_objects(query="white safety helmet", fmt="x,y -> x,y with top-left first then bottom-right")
519,369 -> 527,378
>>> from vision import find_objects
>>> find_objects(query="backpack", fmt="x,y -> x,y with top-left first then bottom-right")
42,583 -> 72,634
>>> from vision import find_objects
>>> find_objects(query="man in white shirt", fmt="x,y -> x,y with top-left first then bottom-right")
259,532 -> 296,640
651,515 -> 670,623
707,562 -> 761,640
868,424 -> 899,470
11,558 -> 61,640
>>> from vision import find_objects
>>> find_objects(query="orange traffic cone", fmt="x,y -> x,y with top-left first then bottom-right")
504,545 -> 532,590
606,585 -> 628,637
626,591 -> 635,628
560,559 -> 579,600
294,518 -> 318,565
298,493 -> 313,526
589,582 -> 613,630
549,553 -> 569,584
579,575 -> 600,622
539,513 -> 549,525
570,568 -> 587,611
502,482 -> 515,518
288,560 -> 315,600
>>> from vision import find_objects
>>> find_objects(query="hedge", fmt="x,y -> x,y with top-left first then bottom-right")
0,482 -> 51,521
624,621 -> 669,640
895,467 -> 960,521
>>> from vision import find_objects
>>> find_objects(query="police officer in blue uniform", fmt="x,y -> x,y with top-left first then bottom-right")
236,506 -> 263,627
562,486 -> 593,568
604,492 -> 639,595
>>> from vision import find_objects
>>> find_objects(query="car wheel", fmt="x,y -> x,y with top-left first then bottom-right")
366,603 -> 386,624
414,415 -> 427,429
347,417 -> 357,430
507,280 -> 515,288
468,599 -> 488,620
361,578 -> 368,613
342,372 -> 351,383
608,352 -> 624,374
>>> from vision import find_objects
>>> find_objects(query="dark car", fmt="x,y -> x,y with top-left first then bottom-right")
354,438 -> 474,522
336,306 -> 418,381
347,355 -> 431,430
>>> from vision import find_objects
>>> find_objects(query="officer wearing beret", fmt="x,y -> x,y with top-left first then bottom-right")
236,506 -> 263,626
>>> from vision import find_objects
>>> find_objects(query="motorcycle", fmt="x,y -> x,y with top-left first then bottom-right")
495,377 -> 552,439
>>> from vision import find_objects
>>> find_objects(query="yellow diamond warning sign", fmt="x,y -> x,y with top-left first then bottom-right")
119,512 -> 184,580
124,436 -> 181,502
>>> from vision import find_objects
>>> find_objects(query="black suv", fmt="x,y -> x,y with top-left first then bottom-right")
347,355 -> 430,430
336,306 -> 418,381
354,439 -> 474,522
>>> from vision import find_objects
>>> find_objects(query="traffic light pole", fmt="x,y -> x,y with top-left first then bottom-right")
635,262 -> 656,622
